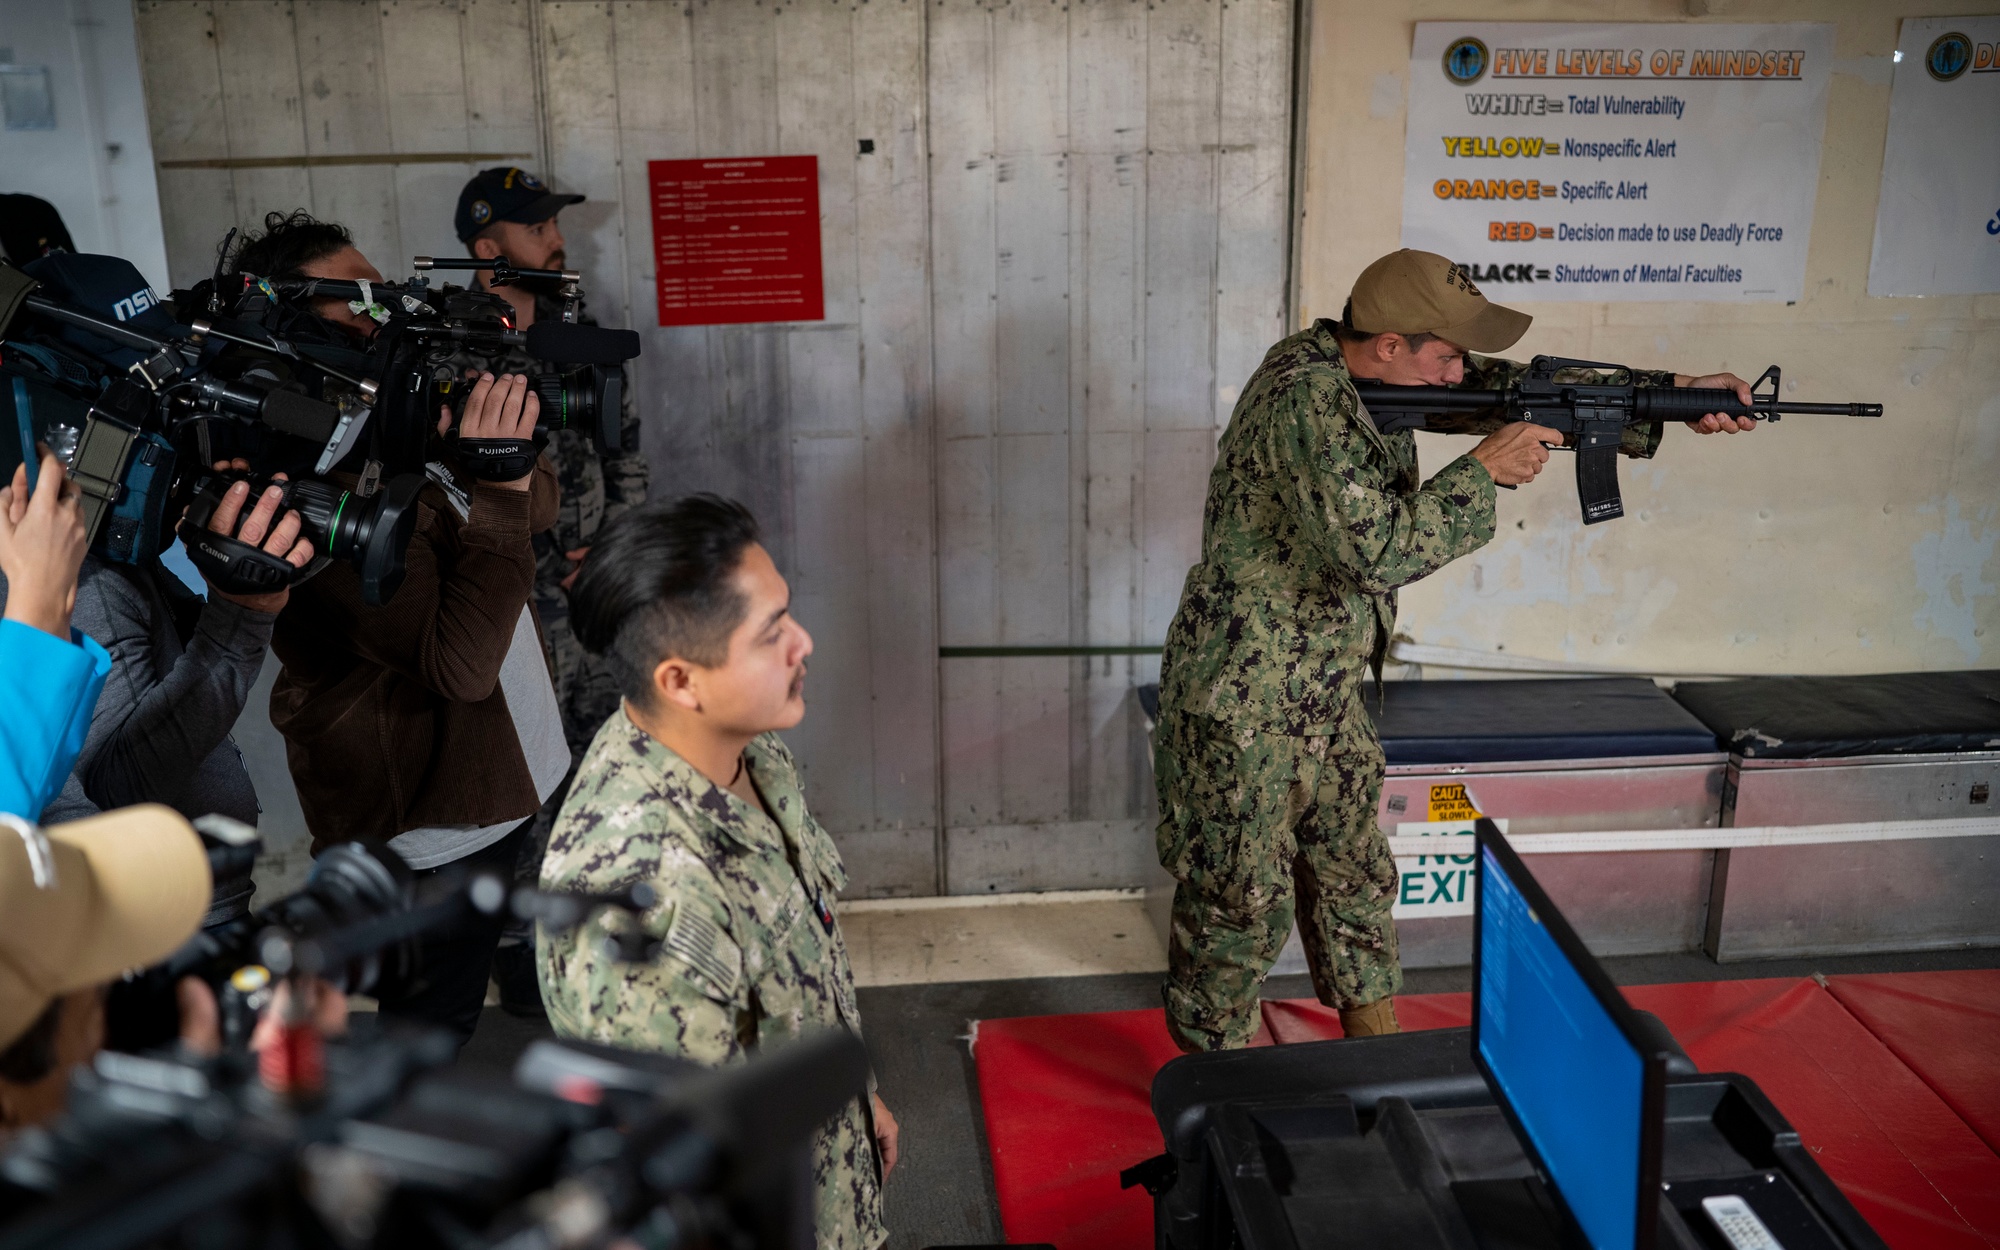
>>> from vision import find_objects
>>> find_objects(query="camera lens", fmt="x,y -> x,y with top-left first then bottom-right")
279,477 -> 355,556
259,842 -> 416,995
532,370 -> 596,435
274,473 -> 423,606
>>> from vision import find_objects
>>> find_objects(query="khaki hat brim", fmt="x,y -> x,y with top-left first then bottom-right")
1437,299 -> 1533,355
58,806 -> 210,990
0,806 -> 208,1051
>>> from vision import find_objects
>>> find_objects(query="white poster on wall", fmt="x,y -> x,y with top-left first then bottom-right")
1868,18 -> 2000,297
1401,22 -> 1834,303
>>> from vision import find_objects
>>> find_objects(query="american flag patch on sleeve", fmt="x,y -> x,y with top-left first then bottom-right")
664,900 -> 743,1001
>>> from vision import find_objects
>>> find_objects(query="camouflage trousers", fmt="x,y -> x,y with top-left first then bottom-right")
1153,710 -> 1400,1051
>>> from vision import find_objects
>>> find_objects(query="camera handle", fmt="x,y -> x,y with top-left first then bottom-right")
177,478 -> 310,596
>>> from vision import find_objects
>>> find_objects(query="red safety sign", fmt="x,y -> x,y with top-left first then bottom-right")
648,155 -> 824,327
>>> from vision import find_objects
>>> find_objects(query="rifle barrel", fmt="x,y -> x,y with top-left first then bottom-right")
1763,401 -> 1883,417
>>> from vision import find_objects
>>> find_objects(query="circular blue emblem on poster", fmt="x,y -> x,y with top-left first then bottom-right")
1925,31 -> 1971,82
1443,37 -> 1489,85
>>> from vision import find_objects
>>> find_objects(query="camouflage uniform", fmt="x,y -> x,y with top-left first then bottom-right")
538,710 -> 887,1250
1154,319 -> 1669,1051
445,292 -> 649,764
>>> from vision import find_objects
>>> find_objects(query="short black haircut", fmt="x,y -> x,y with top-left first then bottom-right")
570,495 -> 764,705
1336,298 -> 1436,350
227,209 -> 354,279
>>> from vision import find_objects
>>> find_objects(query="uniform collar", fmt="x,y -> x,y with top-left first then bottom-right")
1310,318 -> 1345,357
1317,320 -> 1399,455
611,705 -> 792,855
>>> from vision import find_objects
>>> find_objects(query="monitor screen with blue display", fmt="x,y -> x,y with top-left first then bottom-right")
1475,834 -> 1659,1250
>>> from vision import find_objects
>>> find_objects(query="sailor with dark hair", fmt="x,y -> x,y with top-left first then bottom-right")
538,495 -> 896,1250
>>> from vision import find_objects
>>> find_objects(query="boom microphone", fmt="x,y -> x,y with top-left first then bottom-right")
524,320 -> 641,366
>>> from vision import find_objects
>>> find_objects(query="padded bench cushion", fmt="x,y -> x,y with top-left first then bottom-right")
1670,670 -> 2000,759
1368,677 -> 1721,764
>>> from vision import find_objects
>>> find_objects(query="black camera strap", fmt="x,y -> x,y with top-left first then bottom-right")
447,429 -> 542,482
68,413 -> 139,548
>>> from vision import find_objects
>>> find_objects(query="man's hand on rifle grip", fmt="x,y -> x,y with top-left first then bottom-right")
1470,423 -> 1565,487
1677,372 -> 1759,434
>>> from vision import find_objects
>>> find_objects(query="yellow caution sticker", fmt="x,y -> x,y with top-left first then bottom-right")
1427,782 -> 1482,822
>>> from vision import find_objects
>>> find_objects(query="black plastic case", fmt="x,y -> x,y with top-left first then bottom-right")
1142,1027 -> 1886,1250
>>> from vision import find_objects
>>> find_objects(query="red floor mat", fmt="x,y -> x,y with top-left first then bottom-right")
973,977 -> 2000,1250
1827,971 -> 2000,1157
972,997 -> 1447,1245
970,1008 -> 1226,1249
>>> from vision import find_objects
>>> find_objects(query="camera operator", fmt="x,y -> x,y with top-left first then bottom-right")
0,807 -> 213,1131
268,364 -> 566,1046
229,209 -> 388,340
0,804 -> 348,1135
541,496 -> 895,1250
29,461 -> 313,926
450,167 -> 650,1014
0,448 -> 105,821
2,248 -> 314,927
221,211 -> 569,1046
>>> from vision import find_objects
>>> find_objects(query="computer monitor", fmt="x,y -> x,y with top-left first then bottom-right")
1473,819 -> 1667,1250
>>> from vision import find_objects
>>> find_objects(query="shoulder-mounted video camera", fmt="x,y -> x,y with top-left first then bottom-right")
2,243 -> 643,608
243,254 -> 640,479
1,253 -> 423,602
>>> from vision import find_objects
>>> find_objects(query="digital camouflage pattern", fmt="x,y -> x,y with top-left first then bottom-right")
538,711 -> 885,1250
444,292 -> 649,763
1154,319 -> 1671,1049
1154,698 -> 1394,1049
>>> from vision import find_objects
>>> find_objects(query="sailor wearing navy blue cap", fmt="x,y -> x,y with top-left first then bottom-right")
446,167 -> 649,1017
452,166 -> 586,248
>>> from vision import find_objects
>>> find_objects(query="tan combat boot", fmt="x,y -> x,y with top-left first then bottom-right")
1338,998 -> 1401,1037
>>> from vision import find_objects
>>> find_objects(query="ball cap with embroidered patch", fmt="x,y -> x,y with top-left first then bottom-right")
454,167 -> 586,244
1347,249 -> 1532,353
0,806 -> 210,1052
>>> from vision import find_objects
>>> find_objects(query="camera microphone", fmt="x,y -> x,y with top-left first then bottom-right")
524,320 -> 640,366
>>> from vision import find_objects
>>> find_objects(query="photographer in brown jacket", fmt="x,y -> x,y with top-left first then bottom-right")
271,371 -> 567,1046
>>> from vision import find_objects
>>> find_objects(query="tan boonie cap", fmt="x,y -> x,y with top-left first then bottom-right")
1348,249 -> 1532,354
0,806 -> 209,1052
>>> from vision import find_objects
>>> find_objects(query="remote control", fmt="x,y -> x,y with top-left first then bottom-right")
1701,1194 -> 1783,1250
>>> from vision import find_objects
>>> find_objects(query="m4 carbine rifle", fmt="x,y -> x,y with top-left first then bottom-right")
1351,357 -> 1883,525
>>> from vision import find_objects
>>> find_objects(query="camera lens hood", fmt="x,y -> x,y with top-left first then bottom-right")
357,473 -> 424,607
523,320 -> 640,366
